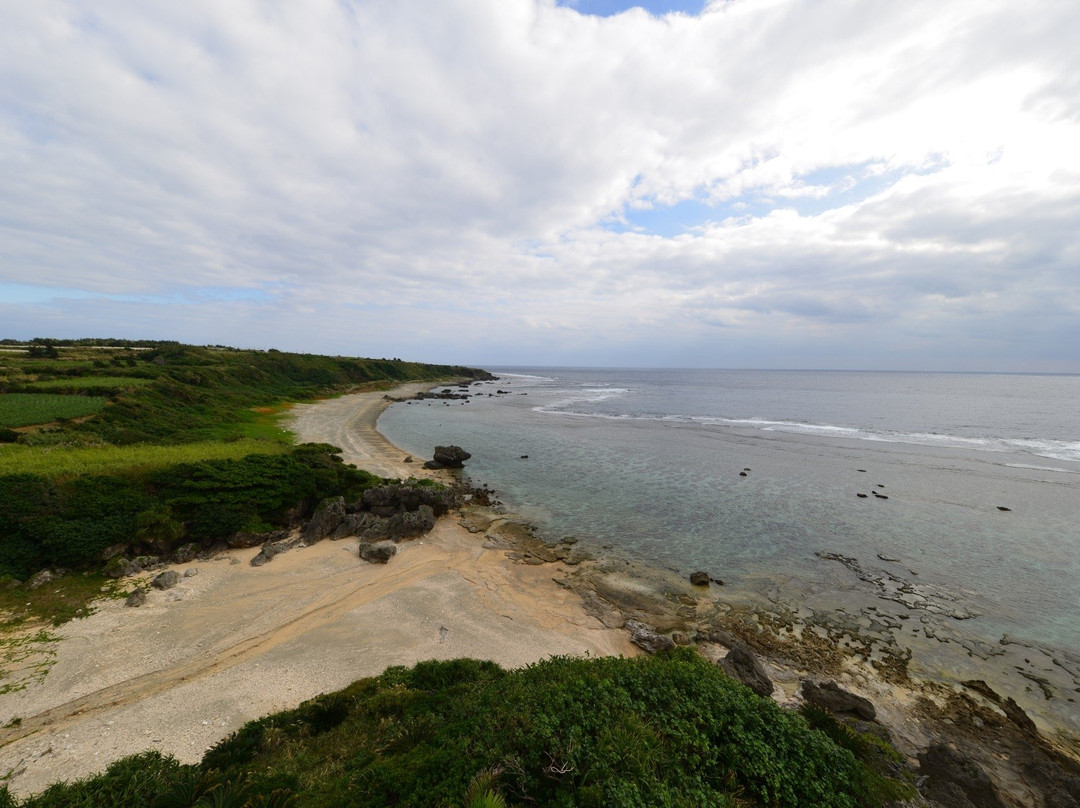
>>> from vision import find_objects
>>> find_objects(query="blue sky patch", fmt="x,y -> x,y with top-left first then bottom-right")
559,0 -> 706,17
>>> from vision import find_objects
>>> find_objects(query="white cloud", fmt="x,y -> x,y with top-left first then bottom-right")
1,0 -> 1078,369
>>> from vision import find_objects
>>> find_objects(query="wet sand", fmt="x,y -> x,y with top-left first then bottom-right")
0,386 -> 635,796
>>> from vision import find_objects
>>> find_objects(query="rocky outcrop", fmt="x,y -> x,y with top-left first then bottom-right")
227,529 -> 288,549
26,569 -> 60,589
172,543 -> 199,564
359,541 -> 397,564
424,445 -> 471,469
918,743 -> 1007,808
151,570 -> 181,590
801,679 -> 876,721
250,536 -> 300,567
719,642 -> 774,698
125,589 -> 147,607
301,496 -> 346,543
625,620 -> 675,654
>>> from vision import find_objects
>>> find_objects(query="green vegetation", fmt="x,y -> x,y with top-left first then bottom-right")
3,651 -> 911,807
0,444 -> 380,579
21,376 -> 154,391
0,439 -> 285,479
0,339 -> 487,585
0,394 -> 108,429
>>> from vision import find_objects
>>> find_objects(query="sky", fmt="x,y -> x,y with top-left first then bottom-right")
2,0 -> 1079,371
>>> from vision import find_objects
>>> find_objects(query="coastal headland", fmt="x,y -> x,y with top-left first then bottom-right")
1,380 -> 1079,805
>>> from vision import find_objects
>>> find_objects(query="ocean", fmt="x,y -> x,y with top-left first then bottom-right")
379,368 -> 1080,731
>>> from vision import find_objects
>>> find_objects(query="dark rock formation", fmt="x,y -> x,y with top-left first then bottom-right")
625,620 -> 675,654
250,536 -> 299,566
125,589 -> 147,607
104,557 -> 139,579
918,743 -> 1007,808
227,529 -> 288,549
359,541 -> 397,564
689,571 -> 712,586
302,496 -> 346,543
719,642 -> 774,698
801,679 -> 876,721
151,570 -> 181,590
172,543 -> 199,564
100,542 -> 128,561
432,445 -> 471,468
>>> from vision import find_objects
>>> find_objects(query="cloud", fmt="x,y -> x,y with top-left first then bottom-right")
1,0 -> 1078,369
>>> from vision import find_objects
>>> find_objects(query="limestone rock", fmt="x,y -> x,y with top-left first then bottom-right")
719,642 -> 774,698
359,541 -> 397,564
801,679 -> 876,721
26,569 -> 58,589
301,496 -> 346,543
432,445 -> 471,468
125,589 -> 147,607
151,570 -> 181,590
918,743 -> 1007,808
625,620 -> 675,654
172,542 -> 200,564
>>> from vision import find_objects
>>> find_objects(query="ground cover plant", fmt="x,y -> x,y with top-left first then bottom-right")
0,394 -> 108,429
1,651 -> 912,807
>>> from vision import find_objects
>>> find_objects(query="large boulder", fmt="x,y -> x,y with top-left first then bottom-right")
151,570 -> 181,590
625,620 -> 675,654
918,743 -> 1007,808
801,679 -> 876,722
302,497 -> 346,543
359,541 -> 397,564
432,445 -> 471,468
386,505 -> 436,540
719,642 -> 774,698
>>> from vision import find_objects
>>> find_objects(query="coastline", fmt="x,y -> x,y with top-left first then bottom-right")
0,383 -> 635,797
2,379 -> 1078,803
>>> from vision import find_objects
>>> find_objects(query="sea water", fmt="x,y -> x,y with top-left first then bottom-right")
380,369 -> 1080,713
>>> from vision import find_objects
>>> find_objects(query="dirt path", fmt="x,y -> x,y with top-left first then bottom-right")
0,385 -> 634,797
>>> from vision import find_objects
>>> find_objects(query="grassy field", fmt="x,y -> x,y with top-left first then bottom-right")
0,438 -> 287,479
0,394 -> 108,429
22,376 -> 152,390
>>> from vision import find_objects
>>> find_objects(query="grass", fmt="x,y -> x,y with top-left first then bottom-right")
0,394 -> 108,429
0,439 -> 287,479
22,377 -> 152,391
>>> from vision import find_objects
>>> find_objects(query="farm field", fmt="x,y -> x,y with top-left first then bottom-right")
21,377 -> 152,390
0,394 -> 108,429
0,437 -> 286,478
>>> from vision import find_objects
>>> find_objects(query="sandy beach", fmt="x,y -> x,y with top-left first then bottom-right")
0,385 -> 635,797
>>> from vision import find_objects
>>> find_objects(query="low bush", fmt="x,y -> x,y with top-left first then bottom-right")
5,651 -> 910,807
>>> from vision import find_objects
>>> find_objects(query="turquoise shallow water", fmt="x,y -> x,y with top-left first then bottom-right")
380,369 -> 1080,716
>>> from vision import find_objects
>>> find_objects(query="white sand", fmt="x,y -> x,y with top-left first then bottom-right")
0,385 -> 635,796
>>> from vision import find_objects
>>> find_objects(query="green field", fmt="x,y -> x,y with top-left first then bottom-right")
0,394 -> 108,429
24,376 -> 152,391
0,438 -> 287,478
